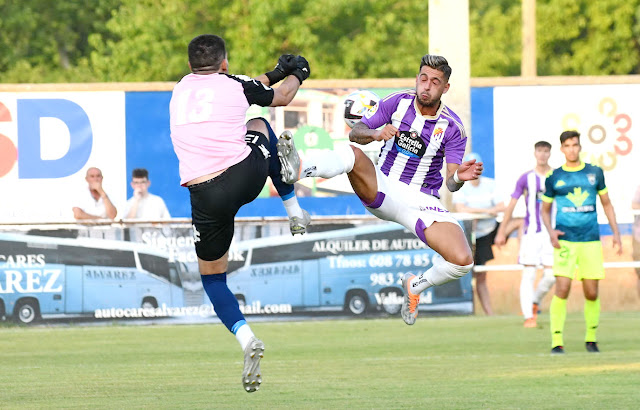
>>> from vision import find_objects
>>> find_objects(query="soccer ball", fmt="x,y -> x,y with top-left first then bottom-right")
343,90 -> 380,128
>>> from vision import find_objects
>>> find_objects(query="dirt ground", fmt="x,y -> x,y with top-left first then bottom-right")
474,235 -> 640,315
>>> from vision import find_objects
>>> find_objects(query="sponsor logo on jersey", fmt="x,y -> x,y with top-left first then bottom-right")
418,205 -> 449,213
566,187 -> 589,207
561,205 -> 595,213
396,131 -> 426,157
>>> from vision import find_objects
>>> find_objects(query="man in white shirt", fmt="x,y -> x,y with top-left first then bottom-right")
453,153 -> 506,316
72,167 -> 117,220
123,168 -> 171,219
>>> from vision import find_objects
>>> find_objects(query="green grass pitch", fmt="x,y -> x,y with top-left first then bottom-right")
1,312 -> 639,408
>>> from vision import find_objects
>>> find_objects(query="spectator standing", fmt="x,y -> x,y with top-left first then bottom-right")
124,168 -> 171,220
72,167 -> 117,220
453,152 -> 505,316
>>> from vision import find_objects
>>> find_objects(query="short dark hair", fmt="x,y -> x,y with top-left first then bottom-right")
188,34 -> 226,72
132,168 -> 149,179
534,140 -> 551,150
559,130 -> 580,144
420,55 -> 452,80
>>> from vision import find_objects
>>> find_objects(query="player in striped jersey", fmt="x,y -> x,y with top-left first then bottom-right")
277,54 -> 482,325
495,141 -> 556,328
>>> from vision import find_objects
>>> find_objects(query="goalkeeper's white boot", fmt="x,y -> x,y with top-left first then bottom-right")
289,209 -> 311,236
242,337 -> 264,393
276,130 -> 300,184
400,273 -> 420,325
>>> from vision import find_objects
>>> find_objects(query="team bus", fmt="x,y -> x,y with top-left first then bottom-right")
224,222 -> 473,316
0,232 -> 185,324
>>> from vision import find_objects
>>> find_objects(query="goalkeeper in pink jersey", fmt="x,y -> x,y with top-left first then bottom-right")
169,34 -> 310,393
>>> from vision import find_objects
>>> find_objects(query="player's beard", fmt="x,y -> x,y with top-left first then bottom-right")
417,93 -> 440,108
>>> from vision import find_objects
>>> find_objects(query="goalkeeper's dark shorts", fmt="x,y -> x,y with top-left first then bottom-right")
188,131 -> 269,261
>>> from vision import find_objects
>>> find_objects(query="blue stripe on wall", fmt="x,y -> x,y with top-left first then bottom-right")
470,87 -> 495,178
125,92 -> 191,218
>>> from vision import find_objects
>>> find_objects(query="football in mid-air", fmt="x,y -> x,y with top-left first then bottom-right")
343,90 -> 380,128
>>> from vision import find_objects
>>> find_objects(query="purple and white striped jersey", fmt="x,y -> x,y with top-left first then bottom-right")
360,89 -> 467,198
511,170 -> 548,235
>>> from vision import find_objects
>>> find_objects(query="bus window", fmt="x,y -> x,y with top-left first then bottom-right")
57,245 -> 136,268
168,264 -> 183,287
1,240 -> 60,264
139,253 -> 170,282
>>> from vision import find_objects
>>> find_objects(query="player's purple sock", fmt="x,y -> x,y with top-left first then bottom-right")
201,273 -> 245,333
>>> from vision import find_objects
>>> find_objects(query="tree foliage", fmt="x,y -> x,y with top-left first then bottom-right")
1,0 -> 639,83
0,0 -> 121,82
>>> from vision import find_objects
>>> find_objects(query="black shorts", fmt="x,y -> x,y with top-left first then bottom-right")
189,131 -> 269,261
474,224 -> 499,266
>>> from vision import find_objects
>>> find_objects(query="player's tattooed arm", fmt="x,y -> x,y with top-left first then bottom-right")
349,122 -> 376,145
349,122 -> 398,145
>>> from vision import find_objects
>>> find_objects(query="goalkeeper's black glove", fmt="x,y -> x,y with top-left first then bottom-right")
265,54 -> 297,85
291,55 -> 310,85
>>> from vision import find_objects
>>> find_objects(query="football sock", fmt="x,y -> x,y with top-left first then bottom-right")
550,295 -> 567,347
282,196 -> 304,219
584,298 -> 600,343
201,273 -> 246,333
520,266 -> 536,319
234,322 -> 256,350
409,257 -> 473,294
300,144 -> 355,179
533,268 -> 555,304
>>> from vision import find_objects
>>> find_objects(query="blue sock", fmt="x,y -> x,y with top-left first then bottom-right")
201,273 -> 246,333
256,118 -> 295,199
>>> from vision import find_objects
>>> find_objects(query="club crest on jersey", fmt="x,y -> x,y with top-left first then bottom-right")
432,127 -> 444,138
587,173 -> 596,185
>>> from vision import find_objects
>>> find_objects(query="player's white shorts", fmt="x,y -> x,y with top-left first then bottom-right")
518,230 -> 554,266
361,167 -> 462,245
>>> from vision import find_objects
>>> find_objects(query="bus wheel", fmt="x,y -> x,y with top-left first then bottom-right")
141,298 -> 158,309
15,299 -> 40,324
380,287 -> 403,315
345,291 -> 368,316
235,295 -> 246,308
